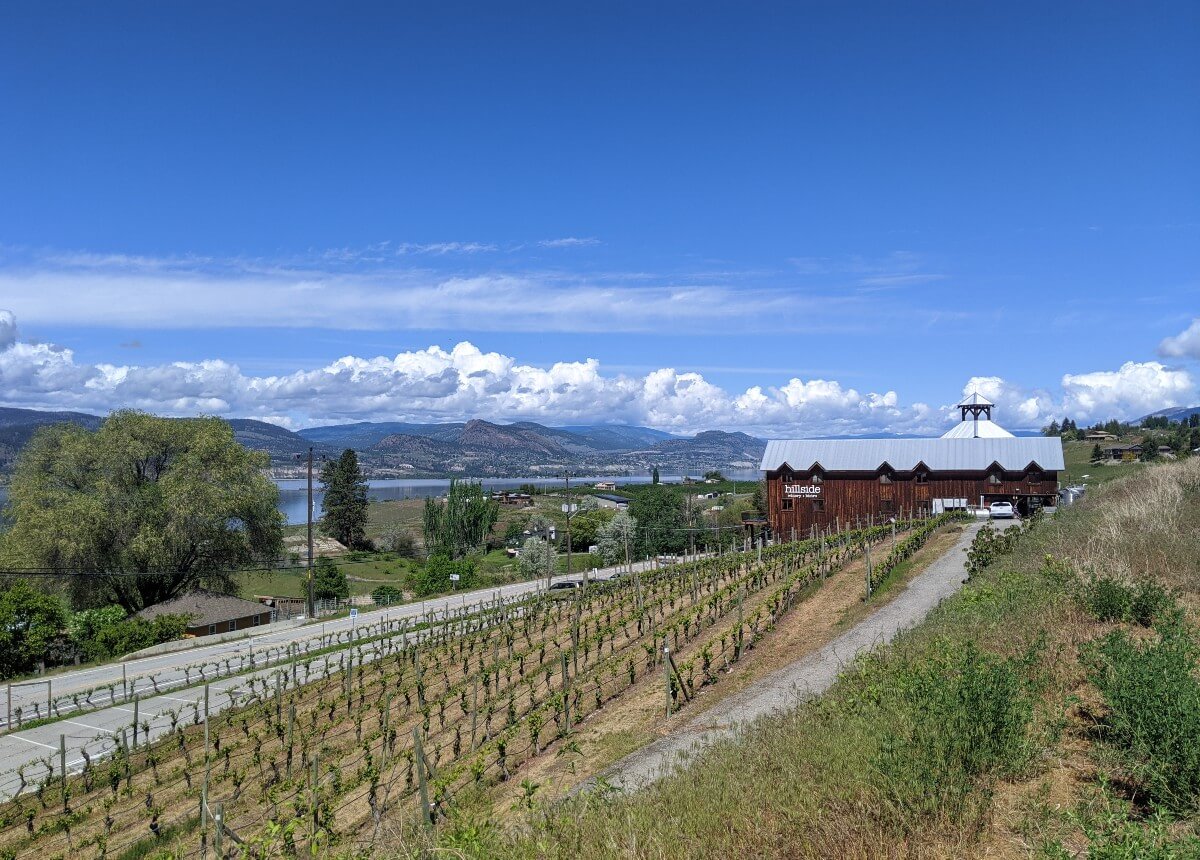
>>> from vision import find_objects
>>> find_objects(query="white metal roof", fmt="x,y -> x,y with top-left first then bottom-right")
940,418 -> 1014,439
760,436 -> 1065,473
957,392 -> 995,407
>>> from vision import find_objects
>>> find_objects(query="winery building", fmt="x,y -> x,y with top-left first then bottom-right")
760,394 -> 1065,537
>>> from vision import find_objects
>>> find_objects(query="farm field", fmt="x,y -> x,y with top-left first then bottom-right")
0,515 -> 958,859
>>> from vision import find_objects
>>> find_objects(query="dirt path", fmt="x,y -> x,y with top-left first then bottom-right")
575,519 -> 988,794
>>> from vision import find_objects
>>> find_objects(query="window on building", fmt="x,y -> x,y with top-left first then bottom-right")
879,473 -> 892,484
253,614 -> 261,626
812,499 -> 825,512
1028,471 -> 1043,484
208,624 -> 216,635
915,471 -> 929,484
811,473 -> 823,484
229,619 -> 237,632
782,498 -> 794,511
988,471 -> 1003,485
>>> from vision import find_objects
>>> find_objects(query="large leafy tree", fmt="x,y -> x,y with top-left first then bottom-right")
630,484 -> 686,556
0,581 -> 68,678
0,411 -> 284,612
320,449 -> 370,549
421,479 -> 499,559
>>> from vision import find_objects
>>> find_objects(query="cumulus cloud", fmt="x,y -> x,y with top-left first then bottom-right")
1159,318 -> 1200,360
1,311 -> 1194,435
0,310 -> 15,350
961,361 -> 1197,426
0,309 -> 938,434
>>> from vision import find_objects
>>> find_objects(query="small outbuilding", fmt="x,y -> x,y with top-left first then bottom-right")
138,589 -> 276,637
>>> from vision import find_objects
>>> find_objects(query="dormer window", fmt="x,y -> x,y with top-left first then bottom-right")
988,471 -> 1003,485
811,473 -> 823,485
879,473 -> 893,485
915,471 -> 929,485
1028,470 -> 1043,485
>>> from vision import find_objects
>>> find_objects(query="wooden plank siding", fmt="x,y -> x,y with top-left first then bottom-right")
765,467 -> 1059,537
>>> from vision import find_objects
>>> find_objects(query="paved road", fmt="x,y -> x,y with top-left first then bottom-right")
3,556 -> 680,726
0,553 -> 689,798
579,519 -> 999,793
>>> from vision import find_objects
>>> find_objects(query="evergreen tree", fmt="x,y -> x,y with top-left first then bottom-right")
1090,443 -> 1103,463
1043,420 -> 1061,436
312,556 -> 349,601
320,449 -> 370,550
651,466 -> 660,484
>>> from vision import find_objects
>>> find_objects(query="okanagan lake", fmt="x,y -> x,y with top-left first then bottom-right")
0,472 -> 760,527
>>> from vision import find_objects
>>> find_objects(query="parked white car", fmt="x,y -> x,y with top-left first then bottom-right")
988,501 -> 1016,519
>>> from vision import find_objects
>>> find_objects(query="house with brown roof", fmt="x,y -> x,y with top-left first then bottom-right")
138,589 -> 276,637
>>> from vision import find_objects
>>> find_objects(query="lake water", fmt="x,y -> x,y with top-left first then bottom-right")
0,471 -> 760,527
275,471 -> 760,525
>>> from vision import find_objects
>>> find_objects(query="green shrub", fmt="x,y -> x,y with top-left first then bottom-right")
874,640 -> 1037,818
1083,576 -> 1134,623
371,585 -> 404,606
69,606 -> 188,661
415,555 -> 478,596
1084,622 -> 1200,812
1130,581 -> 1175,627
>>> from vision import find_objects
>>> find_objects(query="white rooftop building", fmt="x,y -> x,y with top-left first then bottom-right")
940,393 -> 1015,440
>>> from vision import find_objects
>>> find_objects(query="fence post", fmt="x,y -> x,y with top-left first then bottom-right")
132,695 -> 139,748
865,538 -> 873,599
214,802 -> 224,859
287,703 -> 296,778
200,781 -> 208,860
663,638 -> 672,717
469,679 -> 479,751
311,751 -> 320,834
413,726 -> 432,828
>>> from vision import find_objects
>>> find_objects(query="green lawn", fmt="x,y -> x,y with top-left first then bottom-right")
1061,439 -> 1145,487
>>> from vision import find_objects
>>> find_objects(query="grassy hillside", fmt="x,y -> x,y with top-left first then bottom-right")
399,457 -> 1200,859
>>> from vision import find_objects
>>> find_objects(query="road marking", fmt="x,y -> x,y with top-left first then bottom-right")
10,735 -> 55,750
63,719 -> 109,733
156,695 -> 197,704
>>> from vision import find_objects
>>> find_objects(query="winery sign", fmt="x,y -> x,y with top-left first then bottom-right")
784,483 -> 822,498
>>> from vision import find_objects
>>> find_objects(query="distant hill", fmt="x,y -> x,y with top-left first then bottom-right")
0,407 -> 106,471
0,408 -> 334,473
224,419 -> 340,461
0,407 -> 765,478
1138,405 -> 1200,424
553,424 -> 678,450
297,421 -> 467,449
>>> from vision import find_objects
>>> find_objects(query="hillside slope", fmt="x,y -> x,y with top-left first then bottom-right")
413,458 -> 1200,859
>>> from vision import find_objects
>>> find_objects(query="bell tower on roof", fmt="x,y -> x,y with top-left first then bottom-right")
957,392 -> 994,422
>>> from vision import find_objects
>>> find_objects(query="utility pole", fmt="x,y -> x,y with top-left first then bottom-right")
563,471 -> 572,582
306,447 -> 315,619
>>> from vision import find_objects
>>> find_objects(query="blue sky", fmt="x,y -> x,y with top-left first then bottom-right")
1,2 -> 1198,435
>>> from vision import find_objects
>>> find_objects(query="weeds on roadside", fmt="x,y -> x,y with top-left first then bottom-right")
1083,620 -> 1200,814
874,640 -> 1039,823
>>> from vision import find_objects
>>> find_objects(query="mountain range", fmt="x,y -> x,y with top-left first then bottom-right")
0,407 -> 764,478
1137,405 -> 1200,424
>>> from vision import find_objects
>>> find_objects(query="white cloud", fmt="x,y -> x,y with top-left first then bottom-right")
0,310 -> 15,350
1159,318 -> 1200,360
1061,361 -> 1194,420
962,361 -> 1197,426
0,255 -> 832,335
537,237 -> 601,248
1,310 -> 1193,435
